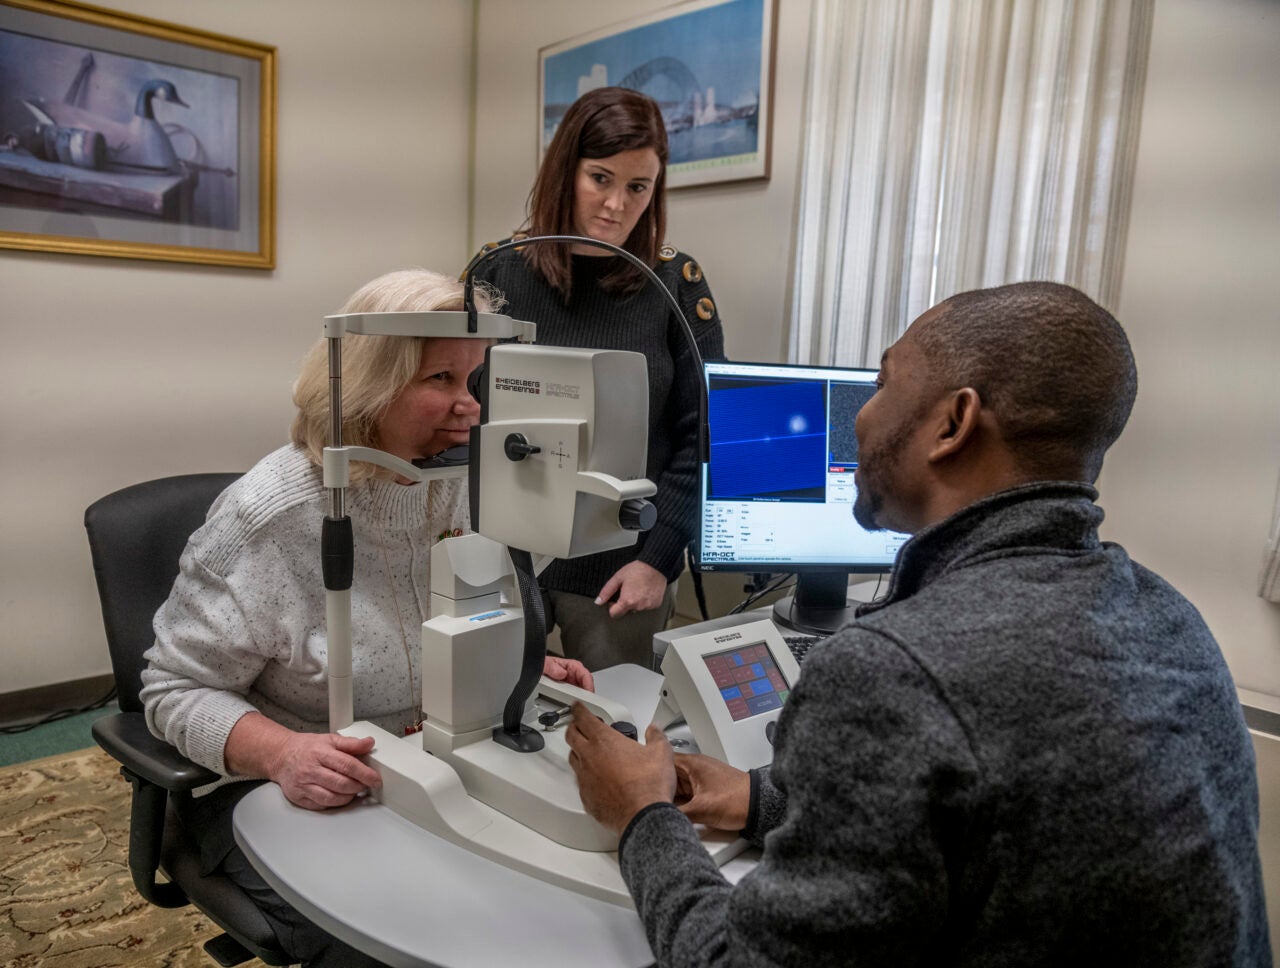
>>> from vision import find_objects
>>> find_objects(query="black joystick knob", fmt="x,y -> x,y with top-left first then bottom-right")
610,721 -> 638,741
504,433 -> 541,461
619,498 -> 657,531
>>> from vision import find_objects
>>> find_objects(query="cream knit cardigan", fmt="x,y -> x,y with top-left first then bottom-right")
141,444 -> 469,783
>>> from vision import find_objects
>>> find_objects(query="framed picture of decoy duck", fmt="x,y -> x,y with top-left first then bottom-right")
0,0 -> 276,268
539,0 -> 777,190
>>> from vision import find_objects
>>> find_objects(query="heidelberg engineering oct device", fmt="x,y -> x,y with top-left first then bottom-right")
318,237 -> 795,905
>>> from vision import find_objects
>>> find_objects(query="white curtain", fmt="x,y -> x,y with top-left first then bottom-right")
789,0 -> 1153,367
1261,472 -> 1280,603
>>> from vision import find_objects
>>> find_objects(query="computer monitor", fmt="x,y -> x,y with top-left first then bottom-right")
697,360 -> 909,635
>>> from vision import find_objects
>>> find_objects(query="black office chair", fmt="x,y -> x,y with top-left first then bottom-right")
85,473 -> 292,967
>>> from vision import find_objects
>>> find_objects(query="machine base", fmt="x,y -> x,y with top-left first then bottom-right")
343,721 -> 747,907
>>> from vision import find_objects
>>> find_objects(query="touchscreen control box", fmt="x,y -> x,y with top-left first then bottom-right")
656,619 -> 802,770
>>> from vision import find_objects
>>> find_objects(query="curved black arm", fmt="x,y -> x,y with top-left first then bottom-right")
460,234 -> 709,463
463,234 -> 714,751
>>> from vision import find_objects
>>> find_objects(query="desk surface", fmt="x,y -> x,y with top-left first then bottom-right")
233,666 -> 755,968
235,783 -> 655,968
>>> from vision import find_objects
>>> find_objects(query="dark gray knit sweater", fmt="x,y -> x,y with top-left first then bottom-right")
473,247 -> 725,596
619,482 -> 1270,967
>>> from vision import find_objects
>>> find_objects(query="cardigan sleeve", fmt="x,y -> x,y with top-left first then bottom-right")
140,543 -> 267,776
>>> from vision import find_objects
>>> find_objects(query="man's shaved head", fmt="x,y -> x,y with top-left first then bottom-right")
911,281 -> 1137,482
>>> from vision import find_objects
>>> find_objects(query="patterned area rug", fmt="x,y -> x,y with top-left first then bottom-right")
0,746 -> 266,967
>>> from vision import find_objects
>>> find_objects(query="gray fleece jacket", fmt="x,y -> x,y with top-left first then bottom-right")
620,482 -> 1269,967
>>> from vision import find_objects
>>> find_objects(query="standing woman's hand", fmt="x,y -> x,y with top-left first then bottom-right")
595,560 -> 668,618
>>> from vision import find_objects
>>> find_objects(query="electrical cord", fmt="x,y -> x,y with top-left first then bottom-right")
0,685 -> 117,734
687,541 -> 710,621
730,573 -> 795,615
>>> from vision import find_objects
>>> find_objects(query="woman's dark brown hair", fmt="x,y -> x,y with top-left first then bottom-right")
523,86 -> 669,298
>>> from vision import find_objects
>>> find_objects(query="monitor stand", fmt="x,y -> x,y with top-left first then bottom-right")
772,572 -> 873,636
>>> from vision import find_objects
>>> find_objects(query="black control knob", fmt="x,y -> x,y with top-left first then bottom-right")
504,433 -> 541,461
610,721 -> 638,741
618,498 -> 657,531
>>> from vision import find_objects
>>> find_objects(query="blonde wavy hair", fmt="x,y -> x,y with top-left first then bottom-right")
290,268 -> 501,481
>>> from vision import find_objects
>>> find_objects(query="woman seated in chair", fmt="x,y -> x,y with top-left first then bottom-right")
141,268 -> 593,968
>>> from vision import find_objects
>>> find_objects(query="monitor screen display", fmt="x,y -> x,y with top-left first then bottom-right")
698,360 -> 909,574
702,642 -> 791,721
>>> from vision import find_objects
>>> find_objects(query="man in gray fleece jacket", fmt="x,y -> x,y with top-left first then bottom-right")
566,282 -> 1270,966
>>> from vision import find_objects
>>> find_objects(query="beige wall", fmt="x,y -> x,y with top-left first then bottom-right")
1249,709 -> 1280,965
3,0 -> 1275,949
5,0 -> 1276,709
471,0 -> 816,622
0,0 -> 475,696
1104,0 -> 1280,696
472,0 -> 814,366
1108,6 -> 1280,949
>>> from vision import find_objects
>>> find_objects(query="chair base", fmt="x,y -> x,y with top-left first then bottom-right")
203,930 -> 257,967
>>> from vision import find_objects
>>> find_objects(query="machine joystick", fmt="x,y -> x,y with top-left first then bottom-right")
610,721 -> 638,741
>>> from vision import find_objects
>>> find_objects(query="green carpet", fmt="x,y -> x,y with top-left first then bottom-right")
0,707 -> 115,768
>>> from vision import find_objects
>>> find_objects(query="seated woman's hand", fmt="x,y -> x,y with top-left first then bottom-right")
542,655 -> 594,691
268,731 -> 383,811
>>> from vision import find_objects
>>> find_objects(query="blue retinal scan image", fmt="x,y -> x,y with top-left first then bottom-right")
706,377 -> 874,502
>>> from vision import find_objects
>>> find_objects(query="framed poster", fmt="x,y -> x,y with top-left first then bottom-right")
0,0 -> 276,268
539,0 -> 776,189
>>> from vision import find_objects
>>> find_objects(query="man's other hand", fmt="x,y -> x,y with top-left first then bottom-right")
674,753 -> 750,831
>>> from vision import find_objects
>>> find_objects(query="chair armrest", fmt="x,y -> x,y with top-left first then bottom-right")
92,712 -> 221,791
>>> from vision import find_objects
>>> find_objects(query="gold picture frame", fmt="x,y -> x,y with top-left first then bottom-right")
0,0 -> 276,268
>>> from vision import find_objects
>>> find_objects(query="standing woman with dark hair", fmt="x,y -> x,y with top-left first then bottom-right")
471,86 -> 726,671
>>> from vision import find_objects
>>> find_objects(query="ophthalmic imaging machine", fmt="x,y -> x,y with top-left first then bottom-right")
277,237 -> 804,912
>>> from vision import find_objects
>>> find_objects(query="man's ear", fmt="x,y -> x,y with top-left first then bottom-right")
926,387 -> 982,463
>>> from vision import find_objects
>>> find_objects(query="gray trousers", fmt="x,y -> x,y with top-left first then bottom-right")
542,583 -> 677,672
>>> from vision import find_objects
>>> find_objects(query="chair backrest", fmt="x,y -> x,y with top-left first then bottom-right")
85,473 -> 241,713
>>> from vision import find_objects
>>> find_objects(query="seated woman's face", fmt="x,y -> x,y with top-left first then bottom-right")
376,338 -> 488,462
571,147 -> 661,252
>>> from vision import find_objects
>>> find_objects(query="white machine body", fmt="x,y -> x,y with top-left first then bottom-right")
345,532 -> 748,906
472,344 -> 655,559
417,533 -> 619,852
656,619 -> 801,770
325,340 -> 746,907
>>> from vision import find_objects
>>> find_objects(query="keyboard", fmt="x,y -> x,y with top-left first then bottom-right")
783,634 -> 824,663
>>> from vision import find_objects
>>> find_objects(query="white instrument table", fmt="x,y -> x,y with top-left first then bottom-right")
233,665 -> 756,968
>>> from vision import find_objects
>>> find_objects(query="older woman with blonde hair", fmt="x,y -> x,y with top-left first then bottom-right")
141,268 -> 591,968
